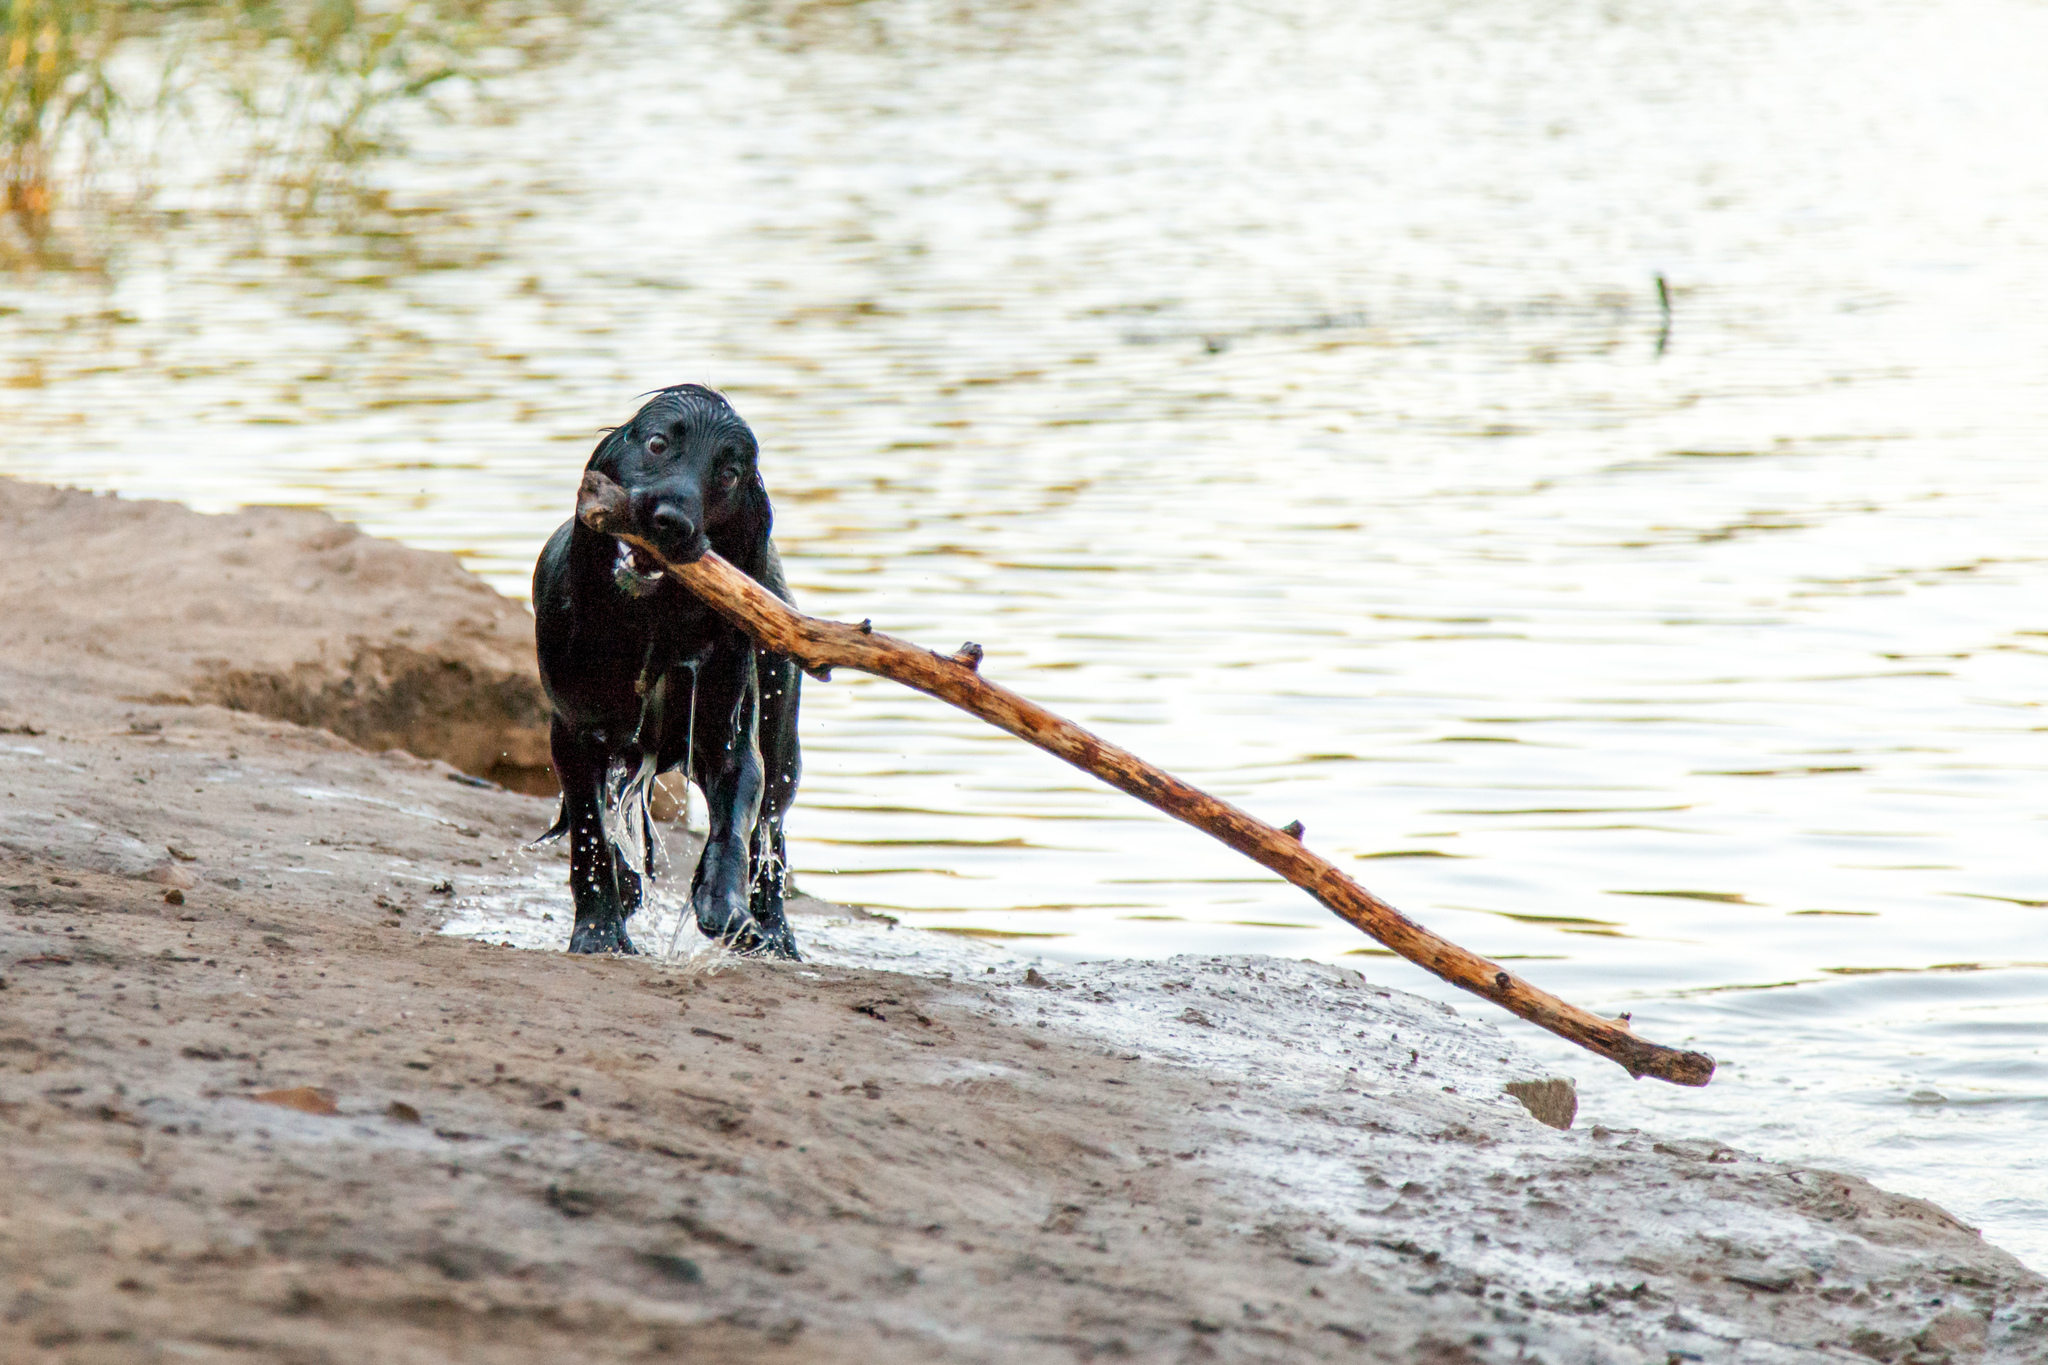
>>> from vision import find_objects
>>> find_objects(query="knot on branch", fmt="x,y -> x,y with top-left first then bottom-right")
1280,820 -> 1305,840
951,642 -> 984,672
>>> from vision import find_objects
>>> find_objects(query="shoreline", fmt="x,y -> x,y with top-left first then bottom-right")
3,477 -> 2042,1362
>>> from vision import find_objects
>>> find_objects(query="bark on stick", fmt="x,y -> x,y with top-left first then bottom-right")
579,470 -> 1714,1086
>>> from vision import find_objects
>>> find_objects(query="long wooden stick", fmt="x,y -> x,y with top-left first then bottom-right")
578,472 -> 1714,1086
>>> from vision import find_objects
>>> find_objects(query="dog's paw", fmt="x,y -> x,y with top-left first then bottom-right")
721,923 -> 799,960
751,919 -> 801,961
693,904 -> 791,958
568,917 -> 637,955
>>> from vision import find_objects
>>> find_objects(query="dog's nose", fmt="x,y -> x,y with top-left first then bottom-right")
650,504 -> 697,544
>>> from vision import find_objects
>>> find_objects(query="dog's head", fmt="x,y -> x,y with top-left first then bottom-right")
586,384 -> 770,576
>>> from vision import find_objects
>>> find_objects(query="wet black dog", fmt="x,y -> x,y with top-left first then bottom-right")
532,385 -> 801,957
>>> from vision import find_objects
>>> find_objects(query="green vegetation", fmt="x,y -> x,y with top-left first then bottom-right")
1,0 -> 122,227
1,0 -> 579,249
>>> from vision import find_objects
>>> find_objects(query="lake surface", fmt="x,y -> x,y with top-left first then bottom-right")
2,0 -> 2044,1264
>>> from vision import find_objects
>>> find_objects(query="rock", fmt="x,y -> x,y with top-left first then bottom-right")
638,1252 -> 703,1284
146,863 -> 198,890
1505,1075 -> 1578,1129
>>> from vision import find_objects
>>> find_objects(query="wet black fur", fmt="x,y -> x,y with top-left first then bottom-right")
532,385 -> 801,957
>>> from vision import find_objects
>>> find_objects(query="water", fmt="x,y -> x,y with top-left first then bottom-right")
2,0 -> 2044,1264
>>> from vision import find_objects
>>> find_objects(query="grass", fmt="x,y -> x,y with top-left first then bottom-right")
1,0 -> 121,230
1,0 -> 582,252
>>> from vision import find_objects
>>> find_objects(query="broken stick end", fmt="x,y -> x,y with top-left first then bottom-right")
1632,1046 -> 1716,1088
577,469 -> 631,534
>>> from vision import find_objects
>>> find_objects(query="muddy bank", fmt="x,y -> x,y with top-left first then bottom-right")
0,479 -> 553,792
2,482 -> 2044,1363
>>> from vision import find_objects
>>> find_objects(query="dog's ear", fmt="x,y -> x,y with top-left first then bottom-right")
730,467 -> 774,556
584,425 -> 631,478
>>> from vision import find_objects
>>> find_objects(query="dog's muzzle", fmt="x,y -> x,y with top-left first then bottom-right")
612,540 -> 667,598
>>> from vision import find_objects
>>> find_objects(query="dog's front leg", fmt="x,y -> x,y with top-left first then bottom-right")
688,650 -> 780,955
748,645 -> 802,958
746,813 -> 798,959
551,717 -> 638,954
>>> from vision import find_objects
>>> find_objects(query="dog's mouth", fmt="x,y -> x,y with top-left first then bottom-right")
618,540 -> 665,576
612,539 -> 668,598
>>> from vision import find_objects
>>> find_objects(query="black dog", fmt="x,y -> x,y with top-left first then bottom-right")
532,385 -> 801,958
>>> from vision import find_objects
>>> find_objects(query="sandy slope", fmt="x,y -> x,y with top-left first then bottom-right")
1,480 -> 2042,1363
0,480 -> 553,792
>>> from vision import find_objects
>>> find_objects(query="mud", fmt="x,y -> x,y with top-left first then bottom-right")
2,480 -> 2043,1363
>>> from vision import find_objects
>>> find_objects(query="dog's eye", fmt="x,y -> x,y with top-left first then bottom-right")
717,467 -> 741,489
646,434 -> 668,456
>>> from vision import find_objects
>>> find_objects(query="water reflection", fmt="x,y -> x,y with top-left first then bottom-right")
3,0 -> 2047,1261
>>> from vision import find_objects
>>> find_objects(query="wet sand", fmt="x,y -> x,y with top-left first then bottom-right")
2,480 -> 2043,1363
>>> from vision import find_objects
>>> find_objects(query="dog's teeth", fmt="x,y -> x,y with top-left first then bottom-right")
612,539 -> 666,597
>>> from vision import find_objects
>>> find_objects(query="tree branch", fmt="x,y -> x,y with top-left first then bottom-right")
579,470 -> 1714,1086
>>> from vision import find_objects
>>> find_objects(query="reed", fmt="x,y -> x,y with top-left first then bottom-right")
1,0 -> 123,234
0,0 -> 579,245
208,0 -> 582,218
